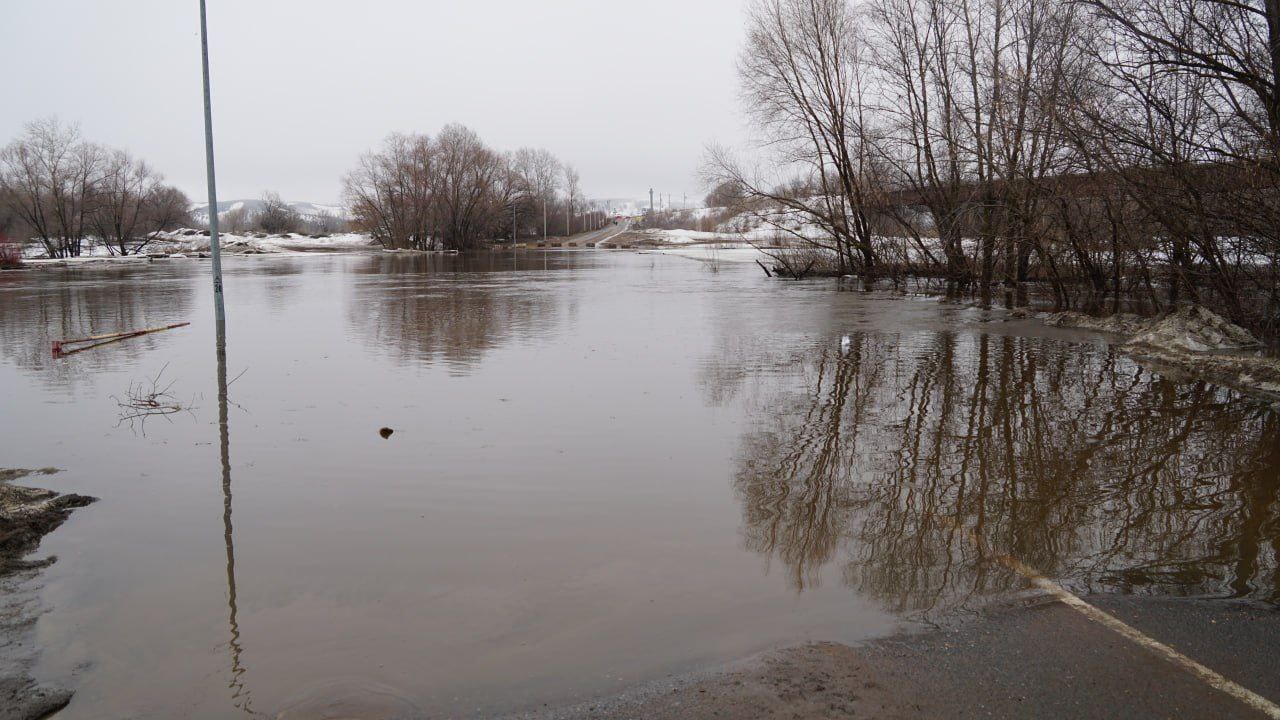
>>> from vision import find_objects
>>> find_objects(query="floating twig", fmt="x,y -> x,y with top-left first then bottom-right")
113,364 -> 196,435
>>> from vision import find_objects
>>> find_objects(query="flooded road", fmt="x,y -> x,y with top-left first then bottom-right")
0,252 -> 1276,718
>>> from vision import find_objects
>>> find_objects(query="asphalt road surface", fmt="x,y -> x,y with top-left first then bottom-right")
517,593 -> 1278,720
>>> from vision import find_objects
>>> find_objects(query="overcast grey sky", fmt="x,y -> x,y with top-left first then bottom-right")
1,0 -> 749,205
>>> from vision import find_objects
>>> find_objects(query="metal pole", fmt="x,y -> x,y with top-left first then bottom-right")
199,0 -> 225,340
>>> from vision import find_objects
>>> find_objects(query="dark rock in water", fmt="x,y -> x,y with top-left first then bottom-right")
0,676 -> 72,720
379,427 -> 394,439
0,469 -> 95,720
1,470 -> 96,574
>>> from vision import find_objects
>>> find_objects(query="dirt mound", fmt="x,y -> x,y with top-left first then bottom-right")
1044,311 -> 1148,335
1125,306 -> 1261,354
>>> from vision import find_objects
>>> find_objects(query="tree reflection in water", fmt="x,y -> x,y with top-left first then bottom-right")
346,254 -> 578,373
0,266 -> 193,387
727,331 -> 1280,620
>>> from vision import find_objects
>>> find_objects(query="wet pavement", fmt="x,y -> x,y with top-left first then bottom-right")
0,251 -> 1276,718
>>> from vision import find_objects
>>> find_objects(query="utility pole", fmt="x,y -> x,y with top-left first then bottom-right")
199,0 -> 225,341
543,198 -> 547,243
649,188 -> 654,216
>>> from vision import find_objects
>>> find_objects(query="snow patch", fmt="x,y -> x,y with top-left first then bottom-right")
1125,306 -> 1262,353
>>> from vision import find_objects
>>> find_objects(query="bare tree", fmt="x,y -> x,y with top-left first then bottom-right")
703,0 -> 1278,335
1065,0 -> 1280,328
703,0 -> 889,275
88,149 -> 191,255
432,124 -> 505,250
345,133 -> 437,249
220,205 -> 251,234
141,185 -> 192,240
254,191 -> 302,234
563,164 -> 581,235
513,148 -> 562,240
304,210 -> 346,235
0,118 -> 103,258
346,127 -> 587,251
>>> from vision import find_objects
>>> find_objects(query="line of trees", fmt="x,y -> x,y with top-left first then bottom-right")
0,118 -> 191,257
344,124 -> 604,251
706,0 -> 1280,336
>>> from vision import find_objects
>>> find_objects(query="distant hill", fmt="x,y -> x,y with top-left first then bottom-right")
190,200 -> 349,225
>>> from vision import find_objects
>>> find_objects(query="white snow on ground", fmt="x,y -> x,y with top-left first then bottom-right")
160,230 -> 377,253
21,244 -> 113,260
639,228 -> 736,244
690,206 -> 726,219
19,230 -> 378,263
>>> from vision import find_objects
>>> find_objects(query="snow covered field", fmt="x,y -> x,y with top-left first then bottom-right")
636,228 -> 737,245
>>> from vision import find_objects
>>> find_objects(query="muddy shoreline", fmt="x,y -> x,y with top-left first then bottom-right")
0,469 -> 95,720
503,642 -> 918,720
511,594 -> 1280,720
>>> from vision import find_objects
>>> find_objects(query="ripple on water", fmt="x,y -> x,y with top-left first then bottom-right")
274,679 -> 421,719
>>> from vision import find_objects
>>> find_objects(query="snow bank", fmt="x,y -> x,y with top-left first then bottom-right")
163,230 -> 375,253
640,228 -> 736,245
1125,306 -> 1261,353
18,230 -> 379,262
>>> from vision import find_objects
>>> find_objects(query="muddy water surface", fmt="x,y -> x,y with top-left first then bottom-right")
0,252 -> 1276,718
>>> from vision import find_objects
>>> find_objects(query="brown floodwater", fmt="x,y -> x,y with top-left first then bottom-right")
1,251 -> 1277,718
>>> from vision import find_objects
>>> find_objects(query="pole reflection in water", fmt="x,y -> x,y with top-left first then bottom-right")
217,318 -> 256,716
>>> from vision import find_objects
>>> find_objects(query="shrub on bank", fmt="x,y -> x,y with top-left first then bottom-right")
0,240 -> 22,269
